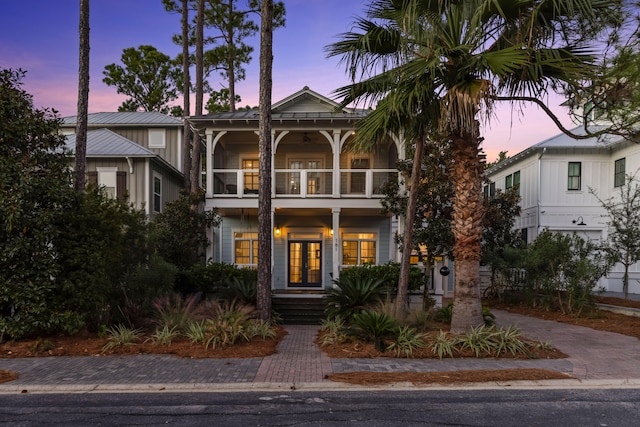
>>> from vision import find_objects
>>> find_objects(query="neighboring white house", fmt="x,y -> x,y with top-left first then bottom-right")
189,87 -> 454,300
60,112 -> 185,217
484,125 -> 640,294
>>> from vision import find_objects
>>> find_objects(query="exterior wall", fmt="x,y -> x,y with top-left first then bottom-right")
148,160 -> 184,219
485,139 -> 640,294
111,127 -> 182,172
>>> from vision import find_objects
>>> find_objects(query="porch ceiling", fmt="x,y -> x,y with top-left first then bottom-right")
217,207 -> 391,217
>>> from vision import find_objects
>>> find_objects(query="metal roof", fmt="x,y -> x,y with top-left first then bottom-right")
190,110 -> 367,122
62,112 -> 183,126
65,129 -> 156,157
485,124 -> 623,175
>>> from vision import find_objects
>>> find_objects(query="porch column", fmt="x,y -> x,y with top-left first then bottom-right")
332,130 -> 341,197
205,129 -> 213,197
271,208 -> 276,290
332,207 -> 341,283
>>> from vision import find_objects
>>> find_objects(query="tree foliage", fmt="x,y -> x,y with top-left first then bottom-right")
590,173 -> 640,298
102,45 -> 180,114
149,190 -> 220,270
328,0 -> 626,332
163,0 -> 285,111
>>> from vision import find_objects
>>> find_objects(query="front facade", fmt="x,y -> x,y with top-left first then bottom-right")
191,87 -> 452,297
61,112 -> 185,217
485,125 -> 640,294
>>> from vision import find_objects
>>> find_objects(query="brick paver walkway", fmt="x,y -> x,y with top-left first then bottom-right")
254,325 -> 332,383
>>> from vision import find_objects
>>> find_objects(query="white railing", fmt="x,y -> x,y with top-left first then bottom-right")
209,168 -> 398,198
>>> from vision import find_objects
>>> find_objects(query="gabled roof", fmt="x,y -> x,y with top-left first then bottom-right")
65,129 -> 156,157
271,86 -> 347,113
61,112 -> 183,127
189,86 -> 368,123
485,124 -> 623,175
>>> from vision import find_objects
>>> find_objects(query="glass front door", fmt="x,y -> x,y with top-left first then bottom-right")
288,241 -> 322,287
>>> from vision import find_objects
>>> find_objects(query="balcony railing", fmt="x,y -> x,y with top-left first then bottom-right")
209,169 -> 398,198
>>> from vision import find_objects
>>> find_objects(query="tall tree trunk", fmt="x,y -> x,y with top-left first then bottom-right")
395,137 -> 424,318
449,131 -> 485,333
74,0 -> 90,193
257,0 -> 273,321
181,0 -> 192,190
227,0 -> 236,112
190,0 -> 205,194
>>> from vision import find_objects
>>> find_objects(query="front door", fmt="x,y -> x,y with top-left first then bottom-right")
288,241 -> 322,288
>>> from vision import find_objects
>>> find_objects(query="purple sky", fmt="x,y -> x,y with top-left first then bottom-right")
1,0 -> 575,162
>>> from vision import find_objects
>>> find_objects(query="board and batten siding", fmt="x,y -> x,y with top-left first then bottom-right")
111,127 -> 182,172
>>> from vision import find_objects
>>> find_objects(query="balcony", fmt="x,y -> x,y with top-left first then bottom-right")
209,168 -> 398,199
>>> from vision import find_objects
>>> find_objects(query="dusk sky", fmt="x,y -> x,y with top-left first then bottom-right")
1,0 -> 576,162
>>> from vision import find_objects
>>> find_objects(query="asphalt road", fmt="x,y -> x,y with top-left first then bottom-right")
1,388 -> 639,426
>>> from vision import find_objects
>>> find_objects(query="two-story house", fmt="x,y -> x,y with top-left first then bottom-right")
190,87 -> 452,301
484,125 -> 640,294
60,112 -> 185,217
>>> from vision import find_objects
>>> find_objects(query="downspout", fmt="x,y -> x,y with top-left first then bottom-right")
537,148 -> 546,236
125,157 -> 134,174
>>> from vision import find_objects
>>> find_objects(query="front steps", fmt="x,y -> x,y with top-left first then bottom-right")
272,295 -> 326,325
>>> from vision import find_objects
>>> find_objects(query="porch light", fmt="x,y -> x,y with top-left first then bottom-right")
274,225 -> 281,237
572,216 -> 586,226
329,228 -> 334,236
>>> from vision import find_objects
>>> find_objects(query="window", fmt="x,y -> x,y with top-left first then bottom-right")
148,129 -> 166,148
483,182 -> 496,199
234,232 -> 258,266
242,159 -> 259,193
615,158 -> 626,187
568,162 -> 581,190
505,171 -> 520,194
342,233 -> 376,265
153,176 -> 162,213
96,167 -> 118,199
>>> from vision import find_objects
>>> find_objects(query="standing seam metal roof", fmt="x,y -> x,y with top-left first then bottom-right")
62,111 -> 183,126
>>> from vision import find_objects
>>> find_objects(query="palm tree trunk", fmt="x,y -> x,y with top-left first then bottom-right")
256,0 -> 274,321
74,0 -> 90,193
449,131 -> 484,333
395,138 -> 424,318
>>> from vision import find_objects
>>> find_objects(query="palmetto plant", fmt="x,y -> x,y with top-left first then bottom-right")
325,276 -> 387,321
350,310 -> 397,352
328,0 -> 622,332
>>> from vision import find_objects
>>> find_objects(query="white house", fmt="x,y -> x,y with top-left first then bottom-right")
484,125 -> 640,294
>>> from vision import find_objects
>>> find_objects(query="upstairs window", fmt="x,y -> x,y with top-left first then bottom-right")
153,176 -> 162,213
505,171 -> 520,194
568,162 -> 581,190
148,129 -> 166,148
614,158 -> 626,187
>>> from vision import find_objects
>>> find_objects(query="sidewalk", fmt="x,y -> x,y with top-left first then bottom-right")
1,310 -> 639,393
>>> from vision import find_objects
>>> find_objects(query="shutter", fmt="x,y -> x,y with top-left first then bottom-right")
116,171 -> 127,200
87,171 -> 98,188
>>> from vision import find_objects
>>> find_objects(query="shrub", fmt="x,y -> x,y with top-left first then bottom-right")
102,324 -> 143,351
387,325 -> 426,357
217,277 -> 257,305
430,330 -> 460,359
349,310 -> 397,352
325,276 -> 387,320
151,293 -> 202,333
338,262 -> 426,294
182,262 -> 257,296
147,325 -> 180,345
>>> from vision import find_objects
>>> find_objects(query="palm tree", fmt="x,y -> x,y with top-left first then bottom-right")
328,0 -> 620,332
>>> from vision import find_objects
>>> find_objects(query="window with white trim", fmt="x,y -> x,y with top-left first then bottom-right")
148,129 -> 166,148
153,176 -> 162,213
96,167 -> 118,199
342,232 -> 376,266
234,232 -> 258,266
614,158 -> 626,188
568,162 -> 581,190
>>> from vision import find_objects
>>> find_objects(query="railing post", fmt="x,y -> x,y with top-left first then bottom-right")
366,170 -> 373,198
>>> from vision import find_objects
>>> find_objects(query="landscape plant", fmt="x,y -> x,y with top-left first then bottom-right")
325,275 -> 388,321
